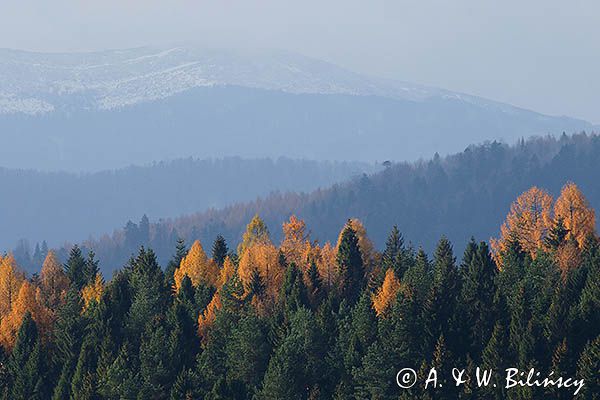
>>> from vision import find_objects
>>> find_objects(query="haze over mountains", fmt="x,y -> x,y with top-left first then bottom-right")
56,133 -> 599,276
1,46 -> 593,171
0,157 -> 377,255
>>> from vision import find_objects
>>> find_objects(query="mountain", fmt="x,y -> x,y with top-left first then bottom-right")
2,157 -> 377,263
0,46 -> 593,171
55,133 -> 600,275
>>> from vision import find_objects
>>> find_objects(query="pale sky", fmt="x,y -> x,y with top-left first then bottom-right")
2,0 -> 599,123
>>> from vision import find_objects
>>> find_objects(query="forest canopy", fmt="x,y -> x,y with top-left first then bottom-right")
0,184 -> 598,399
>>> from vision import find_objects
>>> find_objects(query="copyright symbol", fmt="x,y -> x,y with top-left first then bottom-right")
396,368 -> 417,389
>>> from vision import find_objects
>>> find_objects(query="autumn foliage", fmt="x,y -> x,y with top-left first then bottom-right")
173,240 -> 219,292
554,182 -> 596,247
372,268 -> 402,316
492,183 -> 596,268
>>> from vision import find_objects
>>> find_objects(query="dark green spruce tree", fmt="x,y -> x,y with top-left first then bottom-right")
165,238 -> 187,289
8,313 -> 47,400
64,244 -> 87,290
336,222 -> 364,305
211,235 -> 229,268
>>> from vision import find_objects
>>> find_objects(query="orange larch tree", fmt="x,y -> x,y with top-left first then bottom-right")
317,242 -> 338,288
491,186 -> 554,262
39,250 -> 70,311
372,268 -> 402,317
554,182 -> 596,247
218,256 -> 236,289
237,214 -> 271,255
0,281 -> 49,348
197,291 -> 222,341
81,273 -> 105,312
0,254 -> 25,318
280,215 -> 311,268
238,242 -> 281,299
173,240 -> 219,292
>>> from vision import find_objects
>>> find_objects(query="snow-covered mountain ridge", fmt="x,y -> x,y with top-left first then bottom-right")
0,46 -> 557,118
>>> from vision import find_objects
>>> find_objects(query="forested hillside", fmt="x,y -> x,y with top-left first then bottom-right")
3,157 -> 376,266
54,132 -> 600,275
0,186 -> 598,399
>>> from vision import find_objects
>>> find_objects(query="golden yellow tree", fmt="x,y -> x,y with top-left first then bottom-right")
0,254 -> 25,318
237,214 -> 271,255
40,251 -> 69,311
218,256 -> 236,289
197,291 -> 222,340
0,281 -> 49,348
554,182 -> 596,247
491,187 -> 554,261
372,269 -> 401,317
555,241 -> 581,277
173,240 -> 219,292
238,242 -> 281,298
317,242 -> 338,288
280,215 -> 310,267
81,273 -> 104,312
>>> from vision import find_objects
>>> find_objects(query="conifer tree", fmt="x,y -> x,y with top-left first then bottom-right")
306,261 -> 323,308
40,250 -> 69,312
459,241 -> 497,360
426,237 -> 460,349
238,214 -> 271,255
576,335 -> 600,399
8,313 -> 46,400
169,369 -> 203,400
99,343 -> 138,399
225,312 -> 271,395
64,245 -> 87,290
165,237 -> 187,289
260,308 -> 322,399
52,288 -> 84,400
371,268 -> 401,317
382,225 -> 406,277
127,247 -> 168,342
545,217 -> 569,250
0,254 -> 24,317
84,250 -> 100,286
211,234 -> 229,268
70,334 -> 99,400
482,322 -> 507,399
430,334 -> 454,399
554,182 -> 596,248
336,222 -> 364,305
168,297 -> 199,376
139,321 -> 171,399
280,263 -> 309,315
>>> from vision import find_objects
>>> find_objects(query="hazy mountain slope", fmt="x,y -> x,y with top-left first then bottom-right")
0,46 -> 592,171
56,133 -> 600,275
1,157 -> 377,257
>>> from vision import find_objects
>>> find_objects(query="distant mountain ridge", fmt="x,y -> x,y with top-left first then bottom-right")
0,46 -> 593,171
0,46 -> 559,114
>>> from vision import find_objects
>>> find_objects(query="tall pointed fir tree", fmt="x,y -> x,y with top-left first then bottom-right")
52,287 -> 85,400
211,235 -> 229,268
64,245 -> 87,290
459,241 -> 497,361
8,313 -> 47,400
165,237 -> 187,289
336,222 -> 364,305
